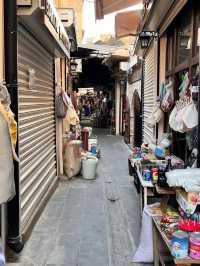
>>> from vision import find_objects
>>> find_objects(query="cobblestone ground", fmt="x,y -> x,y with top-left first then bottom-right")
10,130 -> 152,266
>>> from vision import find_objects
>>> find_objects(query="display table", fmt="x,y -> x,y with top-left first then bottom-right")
130,159 -> 154,210
153,217 -> 200,266
155,184 -> 176,195
131,159 -> 176,211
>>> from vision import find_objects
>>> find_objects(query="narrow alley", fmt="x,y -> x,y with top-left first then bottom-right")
13,131 -> 145,266
2,1 -> 200,266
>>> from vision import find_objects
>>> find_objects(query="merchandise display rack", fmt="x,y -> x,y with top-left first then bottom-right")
153,216 -> 200,266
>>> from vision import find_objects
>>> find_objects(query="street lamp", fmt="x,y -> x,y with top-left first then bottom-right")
139,31 -> 158,49
70,59 -> 78,72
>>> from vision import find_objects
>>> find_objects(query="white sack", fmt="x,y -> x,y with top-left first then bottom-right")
132,203 -> 160,263
166,169 -> 200,192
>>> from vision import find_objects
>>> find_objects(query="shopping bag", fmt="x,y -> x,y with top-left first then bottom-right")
179,72 -> 190,99
161,81 -> 174,112
182,101 -> 198,130
169,105 -> 185,133
55,93 -> 67,118
147,100 -> 163,127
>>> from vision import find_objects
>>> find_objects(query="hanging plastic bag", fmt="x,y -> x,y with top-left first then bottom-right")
169,105 -> 178,131
161,81 -> 174,112
169,96 -> 194,133
159,82 -> 167,103
182,101 -> 198,130
147,99 -> 163,127
179,72 -> 190,99
169,105 -> 185,133
174,106 -> 187,133
55,93 -> 67,119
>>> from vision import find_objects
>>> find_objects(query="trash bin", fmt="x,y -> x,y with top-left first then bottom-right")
82,156 -> 98,180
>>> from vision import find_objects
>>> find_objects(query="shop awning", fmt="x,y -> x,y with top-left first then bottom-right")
95,0 -> 142,19
115,10 -> 141,38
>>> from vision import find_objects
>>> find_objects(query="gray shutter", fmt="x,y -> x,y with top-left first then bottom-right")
18,24 -> 57,233
143,43 -> 156,144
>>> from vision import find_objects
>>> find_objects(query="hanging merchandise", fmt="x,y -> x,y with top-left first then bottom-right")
159,82 -> 167,103
55,92 -> 68,119
63,104 -> 80,132
0,83 -> 17,204
161,80 -> 174,112
147,97 -> 163,127
178,72 -> 190,99
182,100 -> 198,130
169,96 -> 198,133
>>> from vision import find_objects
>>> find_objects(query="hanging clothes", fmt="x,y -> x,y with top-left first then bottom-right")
63,105 -> 80,133
0,103 -> 18,162
0,83 -> 17,203
0,110 -> 15,203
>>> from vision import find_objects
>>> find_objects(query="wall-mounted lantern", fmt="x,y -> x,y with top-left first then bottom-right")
70,59 -> 78,72
139,31 -> 158,49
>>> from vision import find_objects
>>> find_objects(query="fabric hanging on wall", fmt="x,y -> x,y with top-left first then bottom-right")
63,105 -> 80,133
0,83 -> 17,204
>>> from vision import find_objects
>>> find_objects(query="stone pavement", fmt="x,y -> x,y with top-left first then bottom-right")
9,131 -> 152,266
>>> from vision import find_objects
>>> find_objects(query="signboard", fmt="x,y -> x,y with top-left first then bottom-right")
57,8 -> 75,28
45,0 -> 70,50
17,0 -> 32,6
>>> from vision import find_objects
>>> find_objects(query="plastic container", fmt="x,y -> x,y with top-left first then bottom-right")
82,156 -> 98,180
88,135 -> 97,151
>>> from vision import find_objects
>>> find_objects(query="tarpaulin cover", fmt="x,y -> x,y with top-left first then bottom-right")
95,0 -> 142,19
115,10 -> 141,38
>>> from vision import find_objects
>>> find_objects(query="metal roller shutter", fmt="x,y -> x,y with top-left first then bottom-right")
18,24 -> 57,233
143,43 -> 156,144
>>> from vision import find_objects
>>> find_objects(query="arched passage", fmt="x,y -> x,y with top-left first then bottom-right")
132,90 -> 142,147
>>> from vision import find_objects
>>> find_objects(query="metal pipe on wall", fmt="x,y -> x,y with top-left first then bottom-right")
197,44 -> 200,168
4,0 -> 24,252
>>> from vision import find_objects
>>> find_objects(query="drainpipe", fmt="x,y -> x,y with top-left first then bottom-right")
4,0 -> 24,252
198,43 -> 200,167
141,59 -> 144,145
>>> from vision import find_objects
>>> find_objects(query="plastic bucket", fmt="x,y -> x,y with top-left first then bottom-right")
82,156 -> 98,180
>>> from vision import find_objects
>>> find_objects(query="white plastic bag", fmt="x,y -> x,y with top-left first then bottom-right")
169,106 -> 185,133
166,168 -> 200,192
132,203 -> 160,263
147,102 -> 163,127
182,101 -> 198,130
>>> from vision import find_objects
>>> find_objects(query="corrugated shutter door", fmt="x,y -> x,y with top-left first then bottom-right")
18,25 -> 57,233
143,44 -> 156,144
